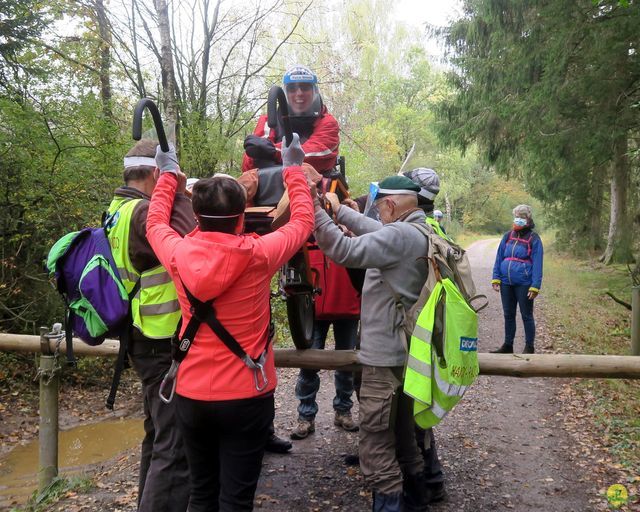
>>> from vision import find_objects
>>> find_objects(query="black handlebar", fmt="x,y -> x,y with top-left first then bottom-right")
132,98 -> 169,152
267,86 -> 293,147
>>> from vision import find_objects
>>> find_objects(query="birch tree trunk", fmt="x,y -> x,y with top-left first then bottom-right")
153,0 -> 178,142
93,0 -> 113,119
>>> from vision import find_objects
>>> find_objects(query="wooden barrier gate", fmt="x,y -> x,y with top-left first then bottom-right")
1,329 -> 639,493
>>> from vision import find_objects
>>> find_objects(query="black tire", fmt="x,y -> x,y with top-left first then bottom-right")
286,292 -> 315,349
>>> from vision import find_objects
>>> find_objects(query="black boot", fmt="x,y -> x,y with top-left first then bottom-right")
491,344 -> 513,354
372,491 -> 403,512
403,473 -> 430,512
344,454 -> 360,466
265,433 -> 292,454
426,482 -> 446,503
523,344 -> 535,354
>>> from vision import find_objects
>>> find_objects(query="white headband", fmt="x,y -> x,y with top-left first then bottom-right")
123,156 -> 156,169
377,188 -> 419,197
198,213 -> 242,219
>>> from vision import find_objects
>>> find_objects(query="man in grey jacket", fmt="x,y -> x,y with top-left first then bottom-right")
315,175 -> 431,512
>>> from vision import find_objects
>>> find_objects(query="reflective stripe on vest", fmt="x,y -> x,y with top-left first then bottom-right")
107,197 -> 180,339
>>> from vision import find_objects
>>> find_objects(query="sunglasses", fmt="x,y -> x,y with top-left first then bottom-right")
285,83 -> 313,93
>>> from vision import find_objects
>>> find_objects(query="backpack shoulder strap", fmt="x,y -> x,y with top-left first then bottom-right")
159,280 -> 272,403
105,277 -> 142,410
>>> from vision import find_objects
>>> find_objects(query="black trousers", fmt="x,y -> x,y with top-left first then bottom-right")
128,334 -> 190,512
176,393 -> 274,512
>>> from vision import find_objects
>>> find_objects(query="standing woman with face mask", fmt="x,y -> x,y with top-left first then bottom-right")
491,205 -> 544,354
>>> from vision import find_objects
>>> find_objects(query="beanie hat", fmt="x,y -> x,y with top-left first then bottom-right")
403,168 -> 440,204
376,176 -> 421,199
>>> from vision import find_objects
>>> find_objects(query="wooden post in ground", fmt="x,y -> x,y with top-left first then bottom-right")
38,327 -> 60,492
632,286 -> 640,356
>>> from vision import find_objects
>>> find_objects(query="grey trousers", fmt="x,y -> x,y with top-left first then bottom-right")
358,365 -> 424,495
129,335 -> 190,512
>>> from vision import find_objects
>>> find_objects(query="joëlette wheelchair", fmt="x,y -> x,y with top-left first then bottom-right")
243,86 -> 349,349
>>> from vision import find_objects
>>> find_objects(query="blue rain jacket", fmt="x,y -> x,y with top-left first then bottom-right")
492,229 -> 543,290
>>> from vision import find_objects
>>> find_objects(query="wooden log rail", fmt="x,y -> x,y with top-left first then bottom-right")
2,333 -> 640,379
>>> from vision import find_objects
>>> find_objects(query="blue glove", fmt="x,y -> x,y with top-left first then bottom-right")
281,133 -> 305,168
155,144 -> 179,174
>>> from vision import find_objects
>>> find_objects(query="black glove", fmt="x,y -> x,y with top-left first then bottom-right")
244,135 -> 276,160
282,133 -> 304,168
155,144 -> 179,174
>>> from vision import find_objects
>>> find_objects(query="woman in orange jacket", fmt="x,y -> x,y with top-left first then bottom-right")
146,137 -> 313,511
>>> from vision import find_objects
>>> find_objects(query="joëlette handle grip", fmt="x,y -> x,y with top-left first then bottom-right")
132,98 -> 169,152
267,85 -> 293,147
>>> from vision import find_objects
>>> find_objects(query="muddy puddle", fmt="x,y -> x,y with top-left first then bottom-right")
0,418 -> 142,508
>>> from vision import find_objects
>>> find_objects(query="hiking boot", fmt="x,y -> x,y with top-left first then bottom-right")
334,412 -> 359,432
344,453 -> 360,466
426,482 -> 447,503
290,419 -> 315,440
490,344 -> 513,354
523,345 -> 535,354
403,472 -> 430,512
264,433 -> 292,454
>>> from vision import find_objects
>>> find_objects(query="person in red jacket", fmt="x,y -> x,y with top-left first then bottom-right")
241,64 -> 344,453
146,137 -> 313,512
242,64 -> 339,175
290,238 -> 361,440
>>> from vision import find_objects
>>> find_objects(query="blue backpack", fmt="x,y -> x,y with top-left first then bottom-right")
46,206 -> 140,408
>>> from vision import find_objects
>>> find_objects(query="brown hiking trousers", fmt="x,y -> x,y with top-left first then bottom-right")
358,366 -> 424,494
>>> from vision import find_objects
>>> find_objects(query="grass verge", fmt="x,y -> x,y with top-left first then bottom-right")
10,475 -> 93,512
540,251 -> 640,475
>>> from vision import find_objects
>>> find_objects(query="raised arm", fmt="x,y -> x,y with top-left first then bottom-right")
314,208 -> 410,270
146,173 -> 184,273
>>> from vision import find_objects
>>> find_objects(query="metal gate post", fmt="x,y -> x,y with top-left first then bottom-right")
632,286 -> 640,356
38,326 -> 60,492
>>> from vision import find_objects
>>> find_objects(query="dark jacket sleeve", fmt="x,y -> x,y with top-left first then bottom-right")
129,193 -> 196,273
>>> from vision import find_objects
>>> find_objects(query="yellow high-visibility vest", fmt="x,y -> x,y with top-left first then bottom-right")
107,197 -> 180,339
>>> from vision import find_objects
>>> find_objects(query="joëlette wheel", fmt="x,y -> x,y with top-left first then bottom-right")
286,292 -> 314,349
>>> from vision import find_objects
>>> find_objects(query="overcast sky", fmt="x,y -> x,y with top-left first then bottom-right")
395,0 -> 462,26
394,0 -> 463,60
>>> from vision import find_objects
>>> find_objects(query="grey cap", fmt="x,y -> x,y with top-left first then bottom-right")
403,167 -> 440,203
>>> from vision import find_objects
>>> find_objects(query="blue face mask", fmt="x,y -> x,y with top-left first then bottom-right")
513,217 -> 528,227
